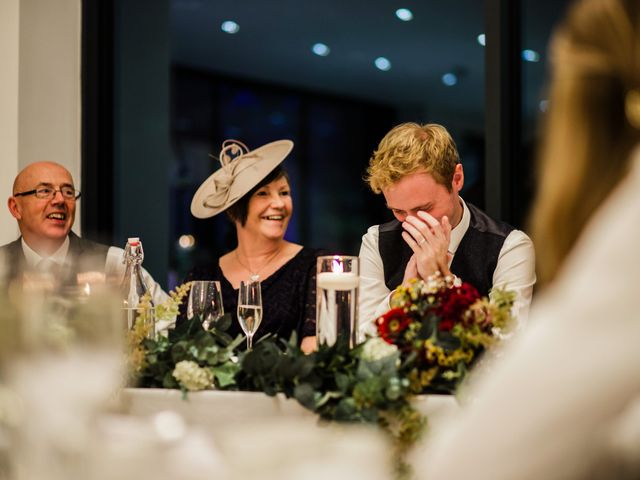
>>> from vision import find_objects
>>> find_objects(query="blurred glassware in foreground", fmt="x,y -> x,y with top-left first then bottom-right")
0,282 -> 125,480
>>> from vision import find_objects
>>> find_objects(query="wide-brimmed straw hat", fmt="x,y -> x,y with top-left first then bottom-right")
191,139 -> 293,219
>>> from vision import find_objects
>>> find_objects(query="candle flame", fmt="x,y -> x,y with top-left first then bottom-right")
331,257 -> 344,273
83,282 -> 91,296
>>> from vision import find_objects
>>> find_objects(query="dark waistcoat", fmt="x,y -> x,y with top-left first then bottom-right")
377,203 -> 514,296
0,231 -> 110,287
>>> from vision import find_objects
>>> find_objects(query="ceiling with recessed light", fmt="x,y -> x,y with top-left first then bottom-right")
170,0 -> 570,131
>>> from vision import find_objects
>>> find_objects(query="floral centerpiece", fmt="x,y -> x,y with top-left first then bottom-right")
127,284 -> 423,478
376,273 -> 515,394
127,276 -> 514,479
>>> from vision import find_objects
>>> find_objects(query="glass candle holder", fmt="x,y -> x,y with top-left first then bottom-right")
316,255 -> 359,348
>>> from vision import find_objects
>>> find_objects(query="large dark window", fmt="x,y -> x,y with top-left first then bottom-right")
169,68 -> 395,285
82,0 -> 571,288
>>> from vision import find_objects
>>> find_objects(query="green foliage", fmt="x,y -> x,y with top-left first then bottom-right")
133,313 -> 243,390
132,312 -> 426,480
130,277 -> 516,480
238,336 -> 424,469
236,336 -> 426,479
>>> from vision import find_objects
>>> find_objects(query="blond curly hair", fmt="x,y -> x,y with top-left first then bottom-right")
365,123 -> 460,193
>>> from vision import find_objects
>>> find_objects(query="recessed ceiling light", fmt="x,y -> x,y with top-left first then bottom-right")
395,8 -> 413,21
442,73 -> 458,86
312,43 -> 330,56
522,49 -> 540,62
374,57 -> 391,71
221,20 -> 239,34
477,33 -> 486,46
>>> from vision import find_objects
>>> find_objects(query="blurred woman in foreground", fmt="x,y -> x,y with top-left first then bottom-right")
416,0 -> 640,478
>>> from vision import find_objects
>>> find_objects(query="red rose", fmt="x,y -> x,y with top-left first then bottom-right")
377,307 -> 413,344
438,319 -> 455,332
434,282 -> 480,329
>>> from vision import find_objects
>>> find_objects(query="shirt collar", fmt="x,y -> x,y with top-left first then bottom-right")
21,236 -> 70,268
448,197 -> 470,256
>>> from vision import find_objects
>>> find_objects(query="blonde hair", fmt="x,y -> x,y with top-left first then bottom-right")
530,0 -> 640,287
366,123 -> 460,193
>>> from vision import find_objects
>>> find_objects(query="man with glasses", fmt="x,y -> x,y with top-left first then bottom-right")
0,161 -> 167,305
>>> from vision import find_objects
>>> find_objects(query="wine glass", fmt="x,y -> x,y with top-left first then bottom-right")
187,281 -> 224,329
237,277 -> 262,350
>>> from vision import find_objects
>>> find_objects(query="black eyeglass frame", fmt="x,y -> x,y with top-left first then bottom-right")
13,187 -> 82,200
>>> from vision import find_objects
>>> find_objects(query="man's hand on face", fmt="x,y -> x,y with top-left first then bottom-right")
401,211 -> 452,280
402,254 -> 418,285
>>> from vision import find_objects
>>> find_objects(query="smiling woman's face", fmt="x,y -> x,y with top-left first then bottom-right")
240,176 -> 293,240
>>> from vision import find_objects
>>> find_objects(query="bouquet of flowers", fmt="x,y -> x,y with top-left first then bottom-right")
376,273 -> 515,394
126,283 -> 428,479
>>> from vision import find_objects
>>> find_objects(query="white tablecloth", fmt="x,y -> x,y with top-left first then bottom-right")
120,388 -> 459,429
4,379 -> 459,480
118,388 -> 460,480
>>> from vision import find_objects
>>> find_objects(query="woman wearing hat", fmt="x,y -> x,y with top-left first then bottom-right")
187,139 -> 320,352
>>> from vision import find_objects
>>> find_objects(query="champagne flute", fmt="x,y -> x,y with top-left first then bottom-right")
187,280 -> 224,329
237,277 -> 262,350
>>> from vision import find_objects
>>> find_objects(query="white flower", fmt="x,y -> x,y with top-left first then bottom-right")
172,360 -> 213,391
421,274 -> 446,294
361,337 -> 399,362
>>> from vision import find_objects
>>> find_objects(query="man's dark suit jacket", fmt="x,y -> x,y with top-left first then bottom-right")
0,231 -> 109,286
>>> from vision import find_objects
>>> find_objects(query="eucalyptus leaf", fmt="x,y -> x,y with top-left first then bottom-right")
355,360 -> 376,380
335,372 -> 351,392
294,383 -> 318,410
170,341 -> 189,362
194,331 -> 217,349
211,363 -> 240,388
146,353 -> 158,365
215,313 -> 232,331
360,407 -> 379,423
334,397 -> 358,421
162,371 -> 179,389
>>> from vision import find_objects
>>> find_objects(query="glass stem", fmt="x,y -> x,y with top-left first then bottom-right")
248,334 -> 253,351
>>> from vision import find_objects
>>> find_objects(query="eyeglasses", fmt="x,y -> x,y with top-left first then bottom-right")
13,186 -> 81,200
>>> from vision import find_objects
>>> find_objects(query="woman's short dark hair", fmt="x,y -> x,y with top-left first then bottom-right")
225,165 -> 289,226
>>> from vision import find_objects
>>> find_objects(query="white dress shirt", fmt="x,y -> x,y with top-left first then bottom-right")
21,237 -> 169,308
21,236 -> 70,269
358,198 -> 536,335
